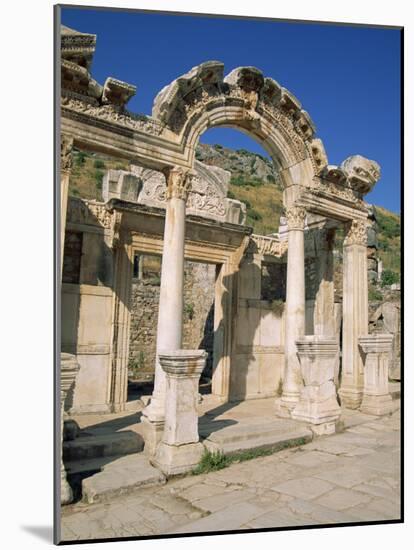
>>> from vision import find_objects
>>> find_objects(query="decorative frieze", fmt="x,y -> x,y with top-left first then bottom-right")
61,96 -> 164,136
285,206 -> 306,231
344,219 -> 368,247
60,135 -> 74,173
311,170 -> 364,207
248,234 -> 288,257
67,197 -> 113,229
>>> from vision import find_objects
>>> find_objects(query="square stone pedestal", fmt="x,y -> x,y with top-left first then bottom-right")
152,350 -> 207,476
154,441 -> 205,476
359,334 -> 394,416
291,337 -> 341,433
141,416 -> 165,457
60,353 -> 80,505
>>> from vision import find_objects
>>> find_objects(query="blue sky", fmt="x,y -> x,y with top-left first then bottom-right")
61,7 -> 401,213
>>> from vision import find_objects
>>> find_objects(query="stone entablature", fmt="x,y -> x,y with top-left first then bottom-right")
66,197 -> 113,230
61,25 -> 381,219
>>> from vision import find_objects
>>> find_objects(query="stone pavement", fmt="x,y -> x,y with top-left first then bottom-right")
61,406 -> 401,542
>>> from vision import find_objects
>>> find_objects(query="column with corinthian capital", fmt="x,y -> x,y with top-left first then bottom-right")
279,206 -> 306,413
60,135 -> 73,276
142,166 -> 194,454
339,218 -> 369,408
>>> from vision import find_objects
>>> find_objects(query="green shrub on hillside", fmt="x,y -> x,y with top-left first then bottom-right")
381,269 -> 399,287
247,208 -> 262,221
94,169 -> 104,189
375,208 -> 400,239
74,151 -> 87,166
93,159 -> 105,169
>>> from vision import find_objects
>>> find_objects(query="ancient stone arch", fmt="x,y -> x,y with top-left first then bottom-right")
60,26 -> 386,475
151,62 -> 324,189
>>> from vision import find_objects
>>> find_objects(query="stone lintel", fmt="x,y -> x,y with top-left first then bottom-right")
298,191 -> 368,222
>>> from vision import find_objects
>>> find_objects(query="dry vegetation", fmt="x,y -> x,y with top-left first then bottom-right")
68,146 -> 400,275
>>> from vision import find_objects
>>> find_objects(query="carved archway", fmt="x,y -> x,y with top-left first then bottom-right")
151,63 -> 328,196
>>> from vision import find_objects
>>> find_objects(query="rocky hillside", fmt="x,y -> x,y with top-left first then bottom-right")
68,144 -> 400,276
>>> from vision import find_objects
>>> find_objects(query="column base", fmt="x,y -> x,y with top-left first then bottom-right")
338,387 -> 363,410
152,441 -> 204,476
291,397 -> 341,426
276,391 -> 300,417
274,398 -> 293,418
61,474 -> 73,505
141,415 -> 165,456
360,394 -> 393,416
142,395 -> 165,423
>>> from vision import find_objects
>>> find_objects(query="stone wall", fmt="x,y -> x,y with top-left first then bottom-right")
182,262 -> 216,378
128,257 -> 216,382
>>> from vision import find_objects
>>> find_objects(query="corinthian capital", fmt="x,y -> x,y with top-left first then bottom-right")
344,219 -> 367,247
286,206 -> 306,231
164,166 -> 195,200
61,135 -> 74,173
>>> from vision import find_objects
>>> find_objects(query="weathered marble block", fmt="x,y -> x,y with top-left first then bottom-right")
291,336 -> 341,435
60,353 -> 80,505
153,350 -> 207,475
359,334 -> 393,416
102,169 -> 142,202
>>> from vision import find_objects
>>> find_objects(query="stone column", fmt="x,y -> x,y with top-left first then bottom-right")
60,135 -> 73,276
339,219 -> 368,409
153,350 -> 207,475
279,206 -> 306,413
359,334 -> 393,415
142,167 -> 194,453
110,237 -> 133,412
60,353 -> 80,505
291,336 -> 341,435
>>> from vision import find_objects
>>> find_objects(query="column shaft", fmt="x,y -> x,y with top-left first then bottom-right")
339,219 -> 368,409
280,206 -> 306,410
143,167 -> 193,430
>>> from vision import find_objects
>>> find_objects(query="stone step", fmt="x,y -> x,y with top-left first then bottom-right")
200,419 -> 312,456
63,431 -> 144,462
82,454 -> 166,504
65,455 -> 120,476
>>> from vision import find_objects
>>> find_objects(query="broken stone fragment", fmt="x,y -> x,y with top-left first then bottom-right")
102,77 -> 136,107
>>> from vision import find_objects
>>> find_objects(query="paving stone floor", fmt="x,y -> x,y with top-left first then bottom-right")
60,406 -> 401,542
